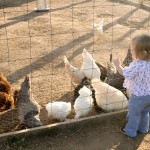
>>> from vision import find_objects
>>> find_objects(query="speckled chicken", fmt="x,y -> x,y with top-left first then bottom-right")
105,62 -> 124,90
105,49 -> 133,91
95,62 -> 107,82
122,49 -> 133,67
64,56 -> 85,85
16,76 -> 42,128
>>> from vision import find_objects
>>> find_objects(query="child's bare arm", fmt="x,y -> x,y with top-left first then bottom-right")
113,58 -> 124,76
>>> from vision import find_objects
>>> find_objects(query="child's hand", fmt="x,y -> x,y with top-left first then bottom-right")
113,58 -> 121,67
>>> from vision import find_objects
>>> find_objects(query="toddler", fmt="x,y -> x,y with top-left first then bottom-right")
113,34 -> 150,137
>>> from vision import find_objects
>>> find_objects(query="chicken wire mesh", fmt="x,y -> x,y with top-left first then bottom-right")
0,0 -> 150,134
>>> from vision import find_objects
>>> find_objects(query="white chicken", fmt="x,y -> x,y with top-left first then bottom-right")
46,101 -> 71,121
94,18 -> 104,34
74,86 -> 93,119
64,56 -> 85,85
92,78 -> 128,112
80,49 -> 101,80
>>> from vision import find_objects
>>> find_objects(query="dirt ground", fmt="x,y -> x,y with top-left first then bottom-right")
1,131 -> 150,150
0,113 -> 150,150
0,0 -> 150,149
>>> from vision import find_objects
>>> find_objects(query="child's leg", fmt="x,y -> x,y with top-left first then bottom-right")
124,95 -> 142,137
138,108 -> 150,133
125,109 -> 140,137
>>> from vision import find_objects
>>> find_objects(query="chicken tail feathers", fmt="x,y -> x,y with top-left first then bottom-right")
64,56 -> 71,68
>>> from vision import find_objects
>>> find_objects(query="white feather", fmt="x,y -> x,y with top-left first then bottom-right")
46,101 -> 71,121
74,86 -> 93,119
80,49 -> 101,80
64,56 -> 85,84
92,78 -> 128,112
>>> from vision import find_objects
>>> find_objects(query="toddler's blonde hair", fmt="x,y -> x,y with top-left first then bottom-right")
132,34 -> 150,60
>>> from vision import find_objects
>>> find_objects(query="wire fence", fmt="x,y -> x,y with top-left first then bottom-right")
0,0 -> 150,134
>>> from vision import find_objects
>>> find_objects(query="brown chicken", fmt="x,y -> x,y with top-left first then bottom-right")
0,72 -> 12,95
0,72 -> 14,110
0,92 -> 14,110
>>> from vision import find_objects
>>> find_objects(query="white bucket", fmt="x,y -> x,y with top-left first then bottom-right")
36,0 -> 50,11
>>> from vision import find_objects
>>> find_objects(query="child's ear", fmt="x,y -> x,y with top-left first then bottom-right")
143,50 -> 147,56
140,50 -> 148,60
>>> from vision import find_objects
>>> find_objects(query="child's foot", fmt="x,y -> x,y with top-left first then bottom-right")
137,130 -> 143,134
120,128 -> 136,138
137,130 -> 148,134
120,128 -> 126,135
